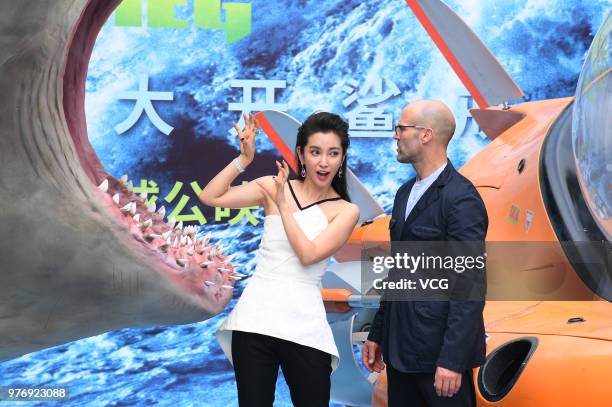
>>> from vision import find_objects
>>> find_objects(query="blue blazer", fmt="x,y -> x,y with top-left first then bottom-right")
367,159 -> 488,373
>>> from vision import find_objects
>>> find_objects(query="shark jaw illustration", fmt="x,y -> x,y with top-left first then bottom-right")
0,0 -> 237,362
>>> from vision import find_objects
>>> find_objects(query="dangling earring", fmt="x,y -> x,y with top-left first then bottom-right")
338,167 -> 343,178
300,162 -> 306,178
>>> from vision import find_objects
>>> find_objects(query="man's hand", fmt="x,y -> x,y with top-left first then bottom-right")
362,340 -> 385,373
434,366 -> 462,397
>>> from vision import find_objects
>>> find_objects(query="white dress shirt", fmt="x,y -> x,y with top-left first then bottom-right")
404,163 -> 447,220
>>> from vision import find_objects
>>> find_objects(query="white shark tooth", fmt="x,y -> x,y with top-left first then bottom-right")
144,233 -> 161,242
180,235 -> 187,246
112,193 -> 120,205
132,213 -> 140,223
172,237 -> 179,249
223,254 -> 236,264
218,267 -> 231,273
232,272 -> 246,278
97,179 -> 109,192
157,205 -> 166,218
167,217 -> 176,228
146,201 -> 156,213
221,284 -> 234,290
176,258 -> 187,267
126,180 -> 133,192
139,190 -> 148,200
165,236 -> 172,245
175,221 -> 183,231
204,280 -> 216,286
186,236 -> 193,246
120,202 -> 132,214
203,232 -> 211,246
186,247 -> 194,256
228,275 -> 243,281
161,230 -> 172,240
129,202 -> 137,215
140,219 -> 153,230
119,174 -> 128,184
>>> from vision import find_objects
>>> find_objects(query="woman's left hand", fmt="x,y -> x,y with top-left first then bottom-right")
257,160 -> 290,210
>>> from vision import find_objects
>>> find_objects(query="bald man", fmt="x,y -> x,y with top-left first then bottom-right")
363,100 -> 488,407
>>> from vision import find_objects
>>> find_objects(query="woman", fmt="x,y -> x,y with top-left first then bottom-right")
200,111 -> 360,406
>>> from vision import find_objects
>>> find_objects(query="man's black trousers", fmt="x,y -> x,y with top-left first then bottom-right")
387,362 -> 476,407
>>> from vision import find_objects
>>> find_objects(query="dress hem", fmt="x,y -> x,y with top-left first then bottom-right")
216,324 -> 340,373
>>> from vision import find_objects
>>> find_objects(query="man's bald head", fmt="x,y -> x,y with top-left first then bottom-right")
400,100 -> 456,146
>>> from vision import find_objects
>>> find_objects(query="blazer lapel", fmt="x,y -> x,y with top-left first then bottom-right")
402,187 -> 440,234
392,179 -> 414,241
400,159 -> 455,237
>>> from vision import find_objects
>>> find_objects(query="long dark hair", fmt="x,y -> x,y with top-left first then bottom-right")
295,112 -> 351,202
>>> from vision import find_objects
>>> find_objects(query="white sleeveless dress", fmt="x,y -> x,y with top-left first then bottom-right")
216,202 -> 340,372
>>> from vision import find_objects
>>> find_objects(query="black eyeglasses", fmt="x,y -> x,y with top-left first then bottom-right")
394,124 -> 427,134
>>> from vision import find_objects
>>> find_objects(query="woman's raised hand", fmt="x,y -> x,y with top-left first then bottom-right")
233,112 -> 260,166
257,160 -> 291,211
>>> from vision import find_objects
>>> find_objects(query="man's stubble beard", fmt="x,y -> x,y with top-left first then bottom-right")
396,152 -> 414,164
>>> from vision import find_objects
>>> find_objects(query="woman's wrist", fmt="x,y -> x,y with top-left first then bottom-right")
277,196 -> 290,213
232,156 -> 251,173
236,155 -> 251,169
232,158 -> 245,173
